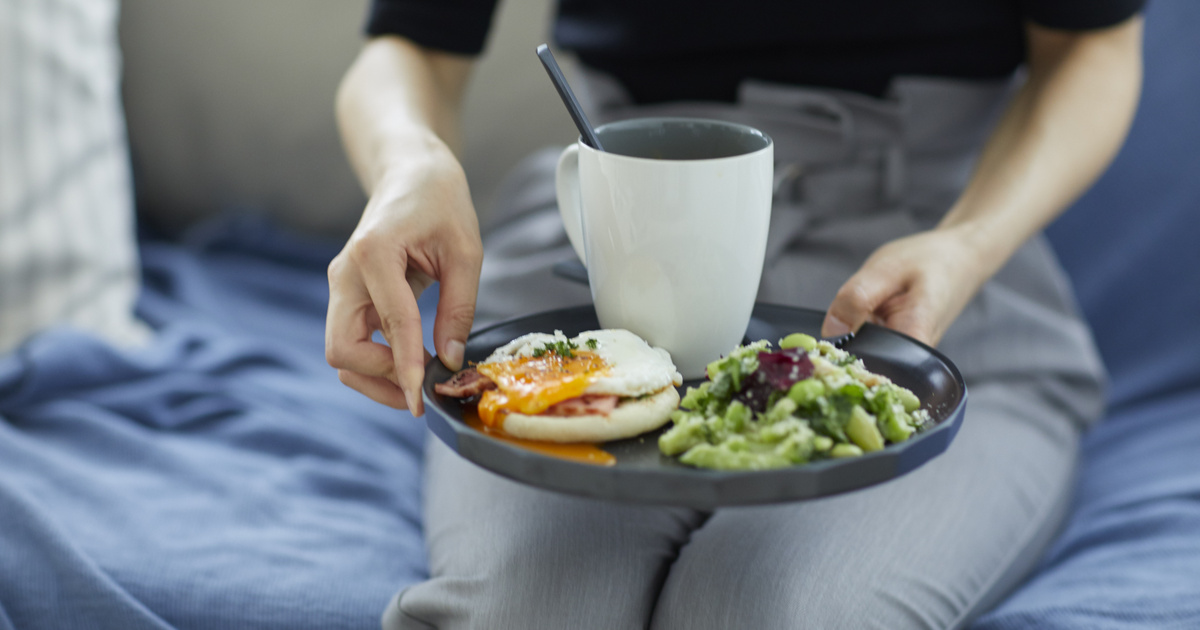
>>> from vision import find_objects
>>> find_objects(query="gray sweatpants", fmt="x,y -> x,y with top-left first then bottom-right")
385,75 -> 1106,629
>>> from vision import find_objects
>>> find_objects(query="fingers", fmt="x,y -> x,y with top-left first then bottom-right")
338,370 -> 408,409
326,259 -> 419,410
432,252 -> 481,372
326,263 -> 397,379
328,333 -> 396,379
866,291 -> 936,346
336,344 -> 433,411
822,263 -> 904,338
823,273 -> 935,345
357,252 -> 429,416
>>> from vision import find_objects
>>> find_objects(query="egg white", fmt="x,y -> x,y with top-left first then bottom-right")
482,329 -> 682,398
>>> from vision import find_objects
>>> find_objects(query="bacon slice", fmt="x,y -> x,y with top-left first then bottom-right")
543,394 -> 620,417
434,367 -> 496,398
436,368 -> 620,417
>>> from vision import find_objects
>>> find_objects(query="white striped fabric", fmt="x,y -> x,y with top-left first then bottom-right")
0,0 -> 148,353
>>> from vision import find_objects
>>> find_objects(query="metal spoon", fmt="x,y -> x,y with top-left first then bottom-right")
536,44 -> 604,151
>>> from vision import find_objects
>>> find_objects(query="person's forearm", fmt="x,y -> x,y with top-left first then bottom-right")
328,37 -> 482,413
819,15 -> 1143,344
939,17 -> 1143,277
336,36 -> 473,195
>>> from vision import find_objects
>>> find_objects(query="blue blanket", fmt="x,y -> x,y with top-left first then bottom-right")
973,392 -> 1200,630
0,217 -> 429,629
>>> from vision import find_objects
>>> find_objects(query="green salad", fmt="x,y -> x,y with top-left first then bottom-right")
659,333 -> 931,470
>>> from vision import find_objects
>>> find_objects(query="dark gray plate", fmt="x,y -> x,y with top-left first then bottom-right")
423,304 -> 967,509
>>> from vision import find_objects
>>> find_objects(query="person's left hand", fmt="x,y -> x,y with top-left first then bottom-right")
820,227 -> 990,347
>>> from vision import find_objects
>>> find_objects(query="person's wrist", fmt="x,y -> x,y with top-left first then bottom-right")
371,141 -> 465,204
369,126 -> 459,190
932,221 -> 1011,293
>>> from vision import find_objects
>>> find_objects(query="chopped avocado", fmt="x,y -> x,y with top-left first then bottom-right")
658,413 -> 707,456
763,397 -> 798,424
838,381 -> 868,405
878,402 -> 915,443
679,443 -> 793,470
829,443 -> 864,458
660,332 -> 926,470
896,387 -> 921,413
723,401 -> 751,432
846,405 -> 885,452
774,428 -> 816,464
758,417 -> 807,444
779,332 -> 817,352
680,383 -> 710,411
787,378 -> 825,407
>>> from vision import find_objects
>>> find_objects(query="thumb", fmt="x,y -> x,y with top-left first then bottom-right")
432,263 -> 480,372
822,269 -> 898,338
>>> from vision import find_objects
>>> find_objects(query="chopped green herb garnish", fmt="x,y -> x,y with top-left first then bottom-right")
585,338 -> 598,349
533,339 -> 579,358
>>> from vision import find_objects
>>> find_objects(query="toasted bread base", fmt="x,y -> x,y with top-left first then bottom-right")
501,386 -> 680,443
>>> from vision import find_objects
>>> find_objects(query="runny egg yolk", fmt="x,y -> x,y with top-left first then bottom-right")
475,351 -> 609,428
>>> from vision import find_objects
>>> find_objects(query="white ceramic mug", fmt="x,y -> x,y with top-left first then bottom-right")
556,117 -> 774,379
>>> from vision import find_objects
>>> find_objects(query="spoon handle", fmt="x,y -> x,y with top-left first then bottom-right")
536,44 -> 604,151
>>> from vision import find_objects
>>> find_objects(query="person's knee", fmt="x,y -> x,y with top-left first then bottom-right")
651,552 -> 967,630
403,524 -> 669,630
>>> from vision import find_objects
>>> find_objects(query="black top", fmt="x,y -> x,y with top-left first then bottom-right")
365,0 -> 1144,101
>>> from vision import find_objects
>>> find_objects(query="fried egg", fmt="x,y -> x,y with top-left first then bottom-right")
475,329 -> 682,426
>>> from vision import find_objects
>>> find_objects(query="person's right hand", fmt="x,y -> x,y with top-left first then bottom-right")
325,143 -> 482,416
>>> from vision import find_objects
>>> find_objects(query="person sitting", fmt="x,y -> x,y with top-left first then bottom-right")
325,1 -> 1145,627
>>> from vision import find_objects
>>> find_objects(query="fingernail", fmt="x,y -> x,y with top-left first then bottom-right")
823,315 -> 851,338
401,367 -> 425,416
443,339 -> 465,371
403,384 -> 424,416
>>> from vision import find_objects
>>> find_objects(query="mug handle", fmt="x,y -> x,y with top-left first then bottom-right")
555,143 -> 587,265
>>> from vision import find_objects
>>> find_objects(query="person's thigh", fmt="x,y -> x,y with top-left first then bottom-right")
385,437 -> 706,630
651,380 -> 1080,630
